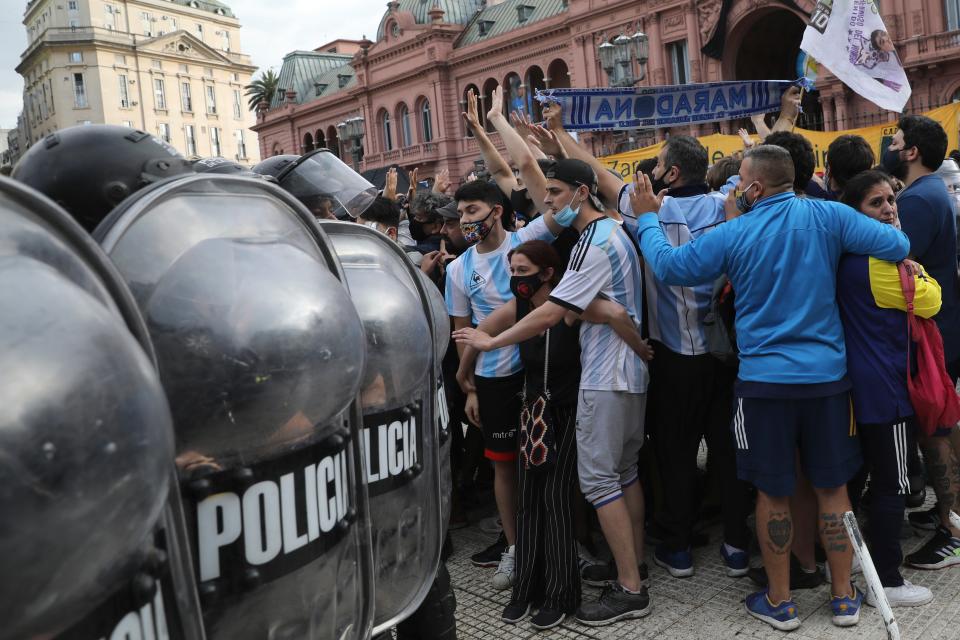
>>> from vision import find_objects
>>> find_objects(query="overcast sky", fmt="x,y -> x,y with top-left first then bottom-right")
0,0 -> 389,130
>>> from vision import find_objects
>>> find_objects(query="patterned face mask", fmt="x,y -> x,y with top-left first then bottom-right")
459,207 -> 496,244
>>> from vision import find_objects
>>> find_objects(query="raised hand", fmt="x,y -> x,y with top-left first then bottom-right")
462,88 -> 481,133
542,101 -> 562,129
738,128 -> 755,149
433,168 -> 450,194
487,85 -> 505,122
628,172 -> 665,215
527,123 -> 564,157
384,166 -> 398,201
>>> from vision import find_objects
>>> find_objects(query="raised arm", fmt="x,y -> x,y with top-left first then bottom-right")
486,87 -> 550,216
543,101 -> 624,210
770,86 -> 801,133
461,88 -> 519,196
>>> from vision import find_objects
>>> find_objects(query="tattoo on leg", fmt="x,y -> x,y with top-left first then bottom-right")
766,511 -> 792,555
924,443 -> 958,515
820,512 -> 848,554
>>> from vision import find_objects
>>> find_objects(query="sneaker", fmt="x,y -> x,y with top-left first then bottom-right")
529,607 -> 565,630
501,600 -> 531,624
654,545 -> 694,578
581,561 -> 650,587
830,585 -> 863,627
470,533 -> 507,568
491,545 -> 516,590
905,525 -> 960,569
478,515 -> 503,535
744,590 -> 800,632
575,583 -> 651,626
747,555 -> 824,590
908,506 -> 941,531
864,579 -> 934,608
823,553 -> 862,582
720,544 -> 749,577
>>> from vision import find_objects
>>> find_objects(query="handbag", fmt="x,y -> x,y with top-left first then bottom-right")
897,263 -> 960,435
518,328 -> 558,471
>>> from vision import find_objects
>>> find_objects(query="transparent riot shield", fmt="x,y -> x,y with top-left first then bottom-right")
417,271 -> 453,535
93,174 -> 374,640
0,176 -> 204,640
322,222 -> 443,634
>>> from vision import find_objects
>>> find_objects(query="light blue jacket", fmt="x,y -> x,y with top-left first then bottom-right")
635,191 -> 910,383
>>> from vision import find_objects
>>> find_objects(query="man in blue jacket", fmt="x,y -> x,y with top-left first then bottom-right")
629,145 -> 910,632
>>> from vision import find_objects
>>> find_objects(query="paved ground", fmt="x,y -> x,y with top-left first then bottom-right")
446,491 -> 960,640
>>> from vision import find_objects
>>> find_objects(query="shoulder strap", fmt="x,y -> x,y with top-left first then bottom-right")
897,261 -> 915,310
543,328 -> 551,399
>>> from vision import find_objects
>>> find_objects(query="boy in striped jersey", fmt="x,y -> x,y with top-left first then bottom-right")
446,179 -> 573,589
455,160 -> 653,626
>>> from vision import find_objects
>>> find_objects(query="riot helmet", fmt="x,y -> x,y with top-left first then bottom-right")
193,156 -> 270,180
255,149 -> 376,219
12,125 -> 194,232
0,176 -> 176,639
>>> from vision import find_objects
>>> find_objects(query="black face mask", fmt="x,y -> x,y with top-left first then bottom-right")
510,273 -> 544,300
650,167 -> 674,195
882,148 -> 908,180
510,188 -> 536,217
409,217 -> 430,242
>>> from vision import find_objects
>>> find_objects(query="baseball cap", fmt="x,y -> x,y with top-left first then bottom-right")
437,200 -> 460,220
544,159 -> 605,211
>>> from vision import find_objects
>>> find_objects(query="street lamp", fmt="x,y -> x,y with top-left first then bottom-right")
598,31 -> 649,87
336,116 -> 365,172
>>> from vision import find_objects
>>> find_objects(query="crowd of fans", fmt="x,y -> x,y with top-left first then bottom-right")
372,84 -> 960,632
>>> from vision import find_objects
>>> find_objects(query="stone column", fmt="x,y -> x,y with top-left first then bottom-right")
685,1 -> 701,83
823,95 -> 836,131
834,92 -> 848,130
647,13 -> 666,86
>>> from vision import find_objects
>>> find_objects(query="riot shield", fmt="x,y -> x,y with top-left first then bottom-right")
94,174 -> 375,640
321,222 -> 443,634
0,176 -> 204,640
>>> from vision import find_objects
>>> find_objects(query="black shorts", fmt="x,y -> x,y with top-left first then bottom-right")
474,371 -> 524,461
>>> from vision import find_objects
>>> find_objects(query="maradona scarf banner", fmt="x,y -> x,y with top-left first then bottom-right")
535,80 -> 797,132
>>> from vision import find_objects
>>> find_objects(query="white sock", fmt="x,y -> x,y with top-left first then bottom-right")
723,543 -> 745,556
506,544 -> 515,554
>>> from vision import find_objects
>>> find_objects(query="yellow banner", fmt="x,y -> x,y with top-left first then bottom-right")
602,103 -> 960,181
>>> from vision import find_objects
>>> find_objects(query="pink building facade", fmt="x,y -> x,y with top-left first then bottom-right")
252,0 -> 960,183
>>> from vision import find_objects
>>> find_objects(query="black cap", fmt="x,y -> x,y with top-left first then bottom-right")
437,201 -> 460,220
544,159 -> 604,211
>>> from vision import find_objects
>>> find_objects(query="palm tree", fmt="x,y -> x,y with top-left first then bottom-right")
245,69 -> 280,111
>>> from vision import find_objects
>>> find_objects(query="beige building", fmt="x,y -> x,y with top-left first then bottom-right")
16,0 -> 260,163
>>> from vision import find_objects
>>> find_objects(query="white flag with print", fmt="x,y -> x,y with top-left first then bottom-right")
801,0 -> 910,111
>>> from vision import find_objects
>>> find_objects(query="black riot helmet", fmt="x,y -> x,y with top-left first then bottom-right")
253,149 -> 377,219
12,125 -> 194,232
192,155 -> 268,179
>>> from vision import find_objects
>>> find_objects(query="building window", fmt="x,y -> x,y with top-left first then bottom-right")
48,79 -> 55,115
152,59 -> 162,70
399,104 -> 413,147
221,31 -> 231,52
232,72 -> 240,82
118,74 -> 130,108
104,4 -> 118,30
204,67 -> 214,78
948,0 -> 960,30
154,78 -> 167,110
236,130 -> 248,159
141,12 -> 154,36
421,100 -> 433,142
68,0 -> 78,10
206,85 -> 217,114
184,125 -> 197,156
158,123 -> 171,143
69,51 -> 83,63
210,127 -> 222,156
233,89 -> 242,119
668,40 -> 691,85
195,24 -> 204,40
381,111 -> 393,151
180,64 -> 189,73
73,73 -> 87,108
115,54 -> 127,65
169,17 -> 178,31
181,82 -> 193,111
69,19 -> 79,29
122,120 -> 134,128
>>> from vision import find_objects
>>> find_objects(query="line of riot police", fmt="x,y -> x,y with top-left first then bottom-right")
0,125 -> 454,640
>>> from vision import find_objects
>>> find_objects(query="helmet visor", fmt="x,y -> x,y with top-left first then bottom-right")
280,150 -> 376,219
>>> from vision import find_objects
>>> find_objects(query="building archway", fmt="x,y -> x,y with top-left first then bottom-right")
303,132 -> 314,153
547,59 -> 571,89
525,66 -> 546,120
726,7 -> 823,130
316,129 -> 326,150
481,78 -> 499,133
326,125 -> 340,158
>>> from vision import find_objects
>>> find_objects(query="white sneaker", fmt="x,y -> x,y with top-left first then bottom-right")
492,545 -> 516,590
478,516 -> 503,535
824,554 -> 862,582
865,580 -> 934,608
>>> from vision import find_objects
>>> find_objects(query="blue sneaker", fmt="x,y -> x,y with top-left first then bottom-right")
830,585 -> 863,627
720,544 -> 749,577
745,590 -> 800,631
654,545 -> 694,578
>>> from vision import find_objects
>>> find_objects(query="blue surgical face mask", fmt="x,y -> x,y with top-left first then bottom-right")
735,181 -> 759,213
553,192 -> 583,227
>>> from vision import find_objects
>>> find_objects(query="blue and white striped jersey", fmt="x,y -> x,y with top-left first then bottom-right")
445,216 -> 556,378
619,184 -> 725,355
548,217 -> 648,393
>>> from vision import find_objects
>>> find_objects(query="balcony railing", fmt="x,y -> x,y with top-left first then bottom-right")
907,29 -> 960,59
